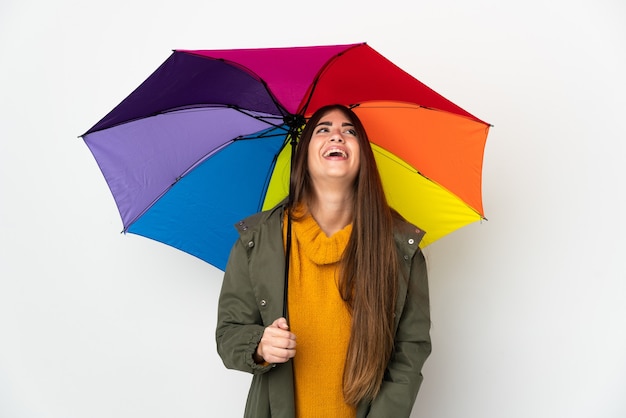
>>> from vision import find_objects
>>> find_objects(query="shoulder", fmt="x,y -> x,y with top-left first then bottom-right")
392,214 -> 426,250
233,200 -> 287,237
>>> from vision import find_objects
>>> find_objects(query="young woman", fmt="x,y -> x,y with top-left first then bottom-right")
216,104 -> 431,418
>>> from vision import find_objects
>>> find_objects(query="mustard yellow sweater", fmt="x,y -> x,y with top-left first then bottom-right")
285,211 -> 356,418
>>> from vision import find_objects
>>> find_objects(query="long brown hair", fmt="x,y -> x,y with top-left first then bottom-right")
289,104 -> 398,405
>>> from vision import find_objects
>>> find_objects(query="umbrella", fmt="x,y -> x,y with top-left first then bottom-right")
81,42 -> 491,271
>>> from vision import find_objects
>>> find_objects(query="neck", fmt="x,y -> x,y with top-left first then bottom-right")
308,186 -> 354,237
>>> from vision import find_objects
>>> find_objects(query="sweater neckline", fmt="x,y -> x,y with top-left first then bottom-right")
291,212 -> 352,266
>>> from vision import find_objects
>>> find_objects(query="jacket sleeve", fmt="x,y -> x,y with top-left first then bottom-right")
215,238 -> 274,375
365,250 -> 432,418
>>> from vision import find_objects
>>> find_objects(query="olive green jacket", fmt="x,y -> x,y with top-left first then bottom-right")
216,203 -> 431,418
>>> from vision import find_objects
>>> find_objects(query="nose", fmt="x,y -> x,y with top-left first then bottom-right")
329,133 -> 344,143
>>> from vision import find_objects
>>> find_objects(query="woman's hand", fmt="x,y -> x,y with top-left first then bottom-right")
254,317 -> 297,364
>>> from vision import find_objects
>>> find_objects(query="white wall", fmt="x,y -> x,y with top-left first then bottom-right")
1,1 -> 624,417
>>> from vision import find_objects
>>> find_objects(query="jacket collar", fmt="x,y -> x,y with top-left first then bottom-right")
234,201 -> 426,253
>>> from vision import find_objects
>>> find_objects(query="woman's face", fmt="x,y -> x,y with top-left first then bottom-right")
307,109 -> 361,188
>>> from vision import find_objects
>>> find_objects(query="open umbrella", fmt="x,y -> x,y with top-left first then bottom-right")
81,42 -> 490,271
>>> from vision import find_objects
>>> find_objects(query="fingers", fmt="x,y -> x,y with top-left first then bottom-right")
256,317 -> 296,364
275,317 -> 290,330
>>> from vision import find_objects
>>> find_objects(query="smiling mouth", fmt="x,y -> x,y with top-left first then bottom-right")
322,148 -> 348,158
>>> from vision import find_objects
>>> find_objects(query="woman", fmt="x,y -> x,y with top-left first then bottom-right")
216,104 -> 431,418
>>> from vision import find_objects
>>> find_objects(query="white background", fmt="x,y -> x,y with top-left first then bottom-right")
1,0 -> 625,417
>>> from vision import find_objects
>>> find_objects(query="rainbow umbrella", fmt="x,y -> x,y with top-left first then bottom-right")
81,42 -> 490,271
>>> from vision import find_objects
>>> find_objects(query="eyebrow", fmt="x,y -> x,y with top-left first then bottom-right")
315,121 -> 355,127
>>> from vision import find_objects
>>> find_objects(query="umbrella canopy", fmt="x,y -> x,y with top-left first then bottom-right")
82,42 -> 490,271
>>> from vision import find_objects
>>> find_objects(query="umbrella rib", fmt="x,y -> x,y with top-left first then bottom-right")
83,104 -> 287,137
227,105 -> 288,131
236,131 -> 289,141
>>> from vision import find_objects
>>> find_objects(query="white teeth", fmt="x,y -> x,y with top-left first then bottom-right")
323,148 -> 347,158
